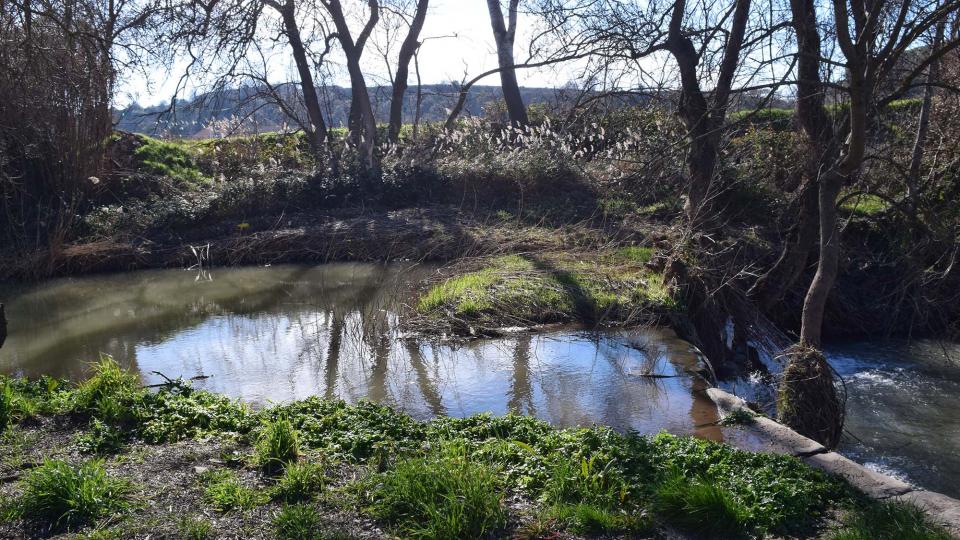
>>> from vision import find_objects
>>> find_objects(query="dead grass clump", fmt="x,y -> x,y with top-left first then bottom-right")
777,345 -> 844,448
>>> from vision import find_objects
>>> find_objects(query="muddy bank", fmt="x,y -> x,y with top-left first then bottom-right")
0,207 -> 648,282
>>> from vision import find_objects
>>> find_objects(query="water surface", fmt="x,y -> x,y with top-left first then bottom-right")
4,265 -> 956,497
0,265 -> 721,438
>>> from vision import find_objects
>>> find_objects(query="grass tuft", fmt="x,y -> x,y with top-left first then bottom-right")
0,380 -> 12,432
201,469 -> 268,511
829,500 -> 953,540
368,444 -> 506,539
654,474 -> 751,538
14,459 -> 129,531
274,461 -> 326,502
74,356 -> 141,416
178,515 -> 213,540
255,417 -> 301,472
273,503 -> 321,540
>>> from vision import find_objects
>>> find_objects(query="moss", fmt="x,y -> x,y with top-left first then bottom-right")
841,193 -> 889,216
417,250 -> 674,326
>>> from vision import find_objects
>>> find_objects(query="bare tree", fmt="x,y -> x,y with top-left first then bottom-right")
386,0 -> 429,143
322,0 -> 380,171
486,0 -> 528,126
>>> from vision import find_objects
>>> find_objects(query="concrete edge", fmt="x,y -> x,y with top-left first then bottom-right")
704,387 -> 960,537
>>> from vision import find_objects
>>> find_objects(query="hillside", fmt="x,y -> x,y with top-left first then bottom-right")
115,84 -> 583,138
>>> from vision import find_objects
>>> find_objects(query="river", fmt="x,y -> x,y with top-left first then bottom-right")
1,264 -> 957,497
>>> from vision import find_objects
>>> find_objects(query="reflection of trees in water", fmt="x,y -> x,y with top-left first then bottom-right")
324,311 -> 345,400
404,341 -> 445,416
507,334 -> 535,415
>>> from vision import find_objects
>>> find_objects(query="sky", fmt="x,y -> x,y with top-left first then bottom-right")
118,0 -> 568,107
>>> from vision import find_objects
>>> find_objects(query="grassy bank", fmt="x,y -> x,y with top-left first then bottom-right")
413,248 -> 674,334
0,359 -> 951,539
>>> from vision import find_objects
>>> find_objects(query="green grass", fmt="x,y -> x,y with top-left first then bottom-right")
201,469 -> 268,511
368,444 -> 506,539
133,135 -> 209,185
255,417 -> 301,472
828,500 -> 952,540
841,193 -> 890,216
178,515 -> 213,540
719,407 -> 758,426
74,356 -> 141,415
273,461 -> 326,502
0,380 -> 12,432
273,504 -> 322,540
0,364 -> 949,538
417,250 -> 673,324
13,459 -> 130,531
654,474 -> 751,538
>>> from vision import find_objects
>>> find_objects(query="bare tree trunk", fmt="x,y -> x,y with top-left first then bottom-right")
324,0 -> 380,172
799,170 -> 843,347
906,21 -> 945,206
486,0 -> 528,126
665,0 -> 751,228
279,0 -> 327,153
388,0 -> 429,143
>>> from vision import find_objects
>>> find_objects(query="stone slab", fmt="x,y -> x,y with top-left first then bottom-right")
746,416 -> 826,457
706,388 -> 826,457
705,387 -> 749,413
895,490 -> 960,537
803,452 -> 914,499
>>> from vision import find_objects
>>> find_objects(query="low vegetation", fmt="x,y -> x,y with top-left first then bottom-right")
0,359 -> 952,538
7,459 -> 130,532
416,248 -> 673,331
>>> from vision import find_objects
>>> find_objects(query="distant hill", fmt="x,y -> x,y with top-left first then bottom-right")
114,84 -> 588,138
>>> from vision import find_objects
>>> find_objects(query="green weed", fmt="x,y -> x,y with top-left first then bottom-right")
74,356 -> 141,416
829,500 -> 952,540
719,408 -> 757,426
273,504 -> 322,540
178,515 -> 213,540
255,417 -> 301,472
14,459 -> 129,531
274,461 -> 326,502
0,380 -> 11,431
654,474 -> 751,538
368,444 -> 506,539
202,469 -> 268,511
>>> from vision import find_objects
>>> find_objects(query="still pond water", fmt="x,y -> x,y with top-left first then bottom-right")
1,264 -> 958,497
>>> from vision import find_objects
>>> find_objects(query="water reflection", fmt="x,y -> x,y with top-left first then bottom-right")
0,264 -> 719,437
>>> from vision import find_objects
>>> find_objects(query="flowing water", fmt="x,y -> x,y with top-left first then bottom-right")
1,264 -> 957,497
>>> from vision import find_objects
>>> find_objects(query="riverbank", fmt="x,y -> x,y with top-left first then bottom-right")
0,359 -> 954,539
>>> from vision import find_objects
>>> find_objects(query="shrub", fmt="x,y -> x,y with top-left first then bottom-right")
202,469 -> 268,511
14,459 -> 129,531
255,417 -> 301,472
654,475 -> 751,538
368,444 -> 506,539
274,462 -> 326,502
